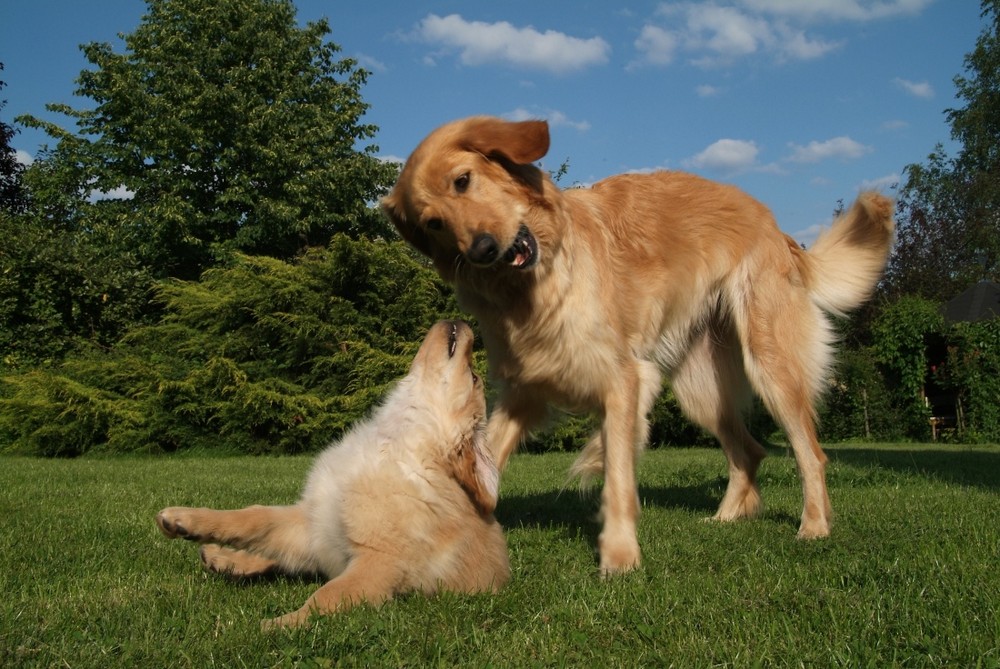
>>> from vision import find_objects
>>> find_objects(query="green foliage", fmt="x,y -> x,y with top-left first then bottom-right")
0,63 -> 27,214
18,0 -> 396,278
0,236 -> 459,456
819,347 -> 898,442
0,204 -> 153,368
936,318 -> 1000,441
888,1 -> 999,298
871,295 -> 944,439
3,0 -> 397,373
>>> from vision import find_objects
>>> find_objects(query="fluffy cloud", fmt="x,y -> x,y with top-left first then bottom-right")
416,14 -> 610,74
740,0 -> 933,23
686,138 -> 760,172
894,77 -> 934,98
505,107 -> 591,131
786,136 -> 872,163
859,173 -> 900,191
633,2 -> 840,68
634,25 -> 678,66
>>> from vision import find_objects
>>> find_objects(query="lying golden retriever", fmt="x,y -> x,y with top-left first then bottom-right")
156,320 -> 508,628
382,116 -> 894,576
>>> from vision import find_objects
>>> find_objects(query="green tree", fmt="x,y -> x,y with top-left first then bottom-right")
0,236 -> 461,456
2,0 -> 396,368
0,64 -> 27,214
889,1 -> 999,298
871,295 -> 944,439
16,0 -> 395,279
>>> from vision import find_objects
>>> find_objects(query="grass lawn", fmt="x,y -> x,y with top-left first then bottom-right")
1,443 -> 999,668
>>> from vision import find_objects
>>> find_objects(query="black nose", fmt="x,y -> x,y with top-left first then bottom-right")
467,233 -> 499,266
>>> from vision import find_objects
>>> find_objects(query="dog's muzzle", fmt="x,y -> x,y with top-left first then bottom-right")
466,226 -> 538,270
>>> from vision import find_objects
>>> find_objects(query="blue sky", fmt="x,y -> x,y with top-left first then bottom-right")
0,1 -> 987,245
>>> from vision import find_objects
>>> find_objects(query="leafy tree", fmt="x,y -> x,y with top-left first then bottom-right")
871,296 -> 944,439
0,236 -> 462,456
2,0 -> 396,368
0,64 -> 27,214
936,318 -> 1000,442
16,0 -> 396,280
889,1 -> 999,298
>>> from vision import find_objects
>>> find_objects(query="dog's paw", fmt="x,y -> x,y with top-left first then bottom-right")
261,609 -> 309,631
199,544 -> 232,573
155,508 -> 200,541
597,533 -> 642,578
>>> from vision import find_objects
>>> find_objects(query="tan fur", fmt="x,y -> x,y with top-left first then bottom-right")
156,320 -> 509,629
382,117 -> 895,576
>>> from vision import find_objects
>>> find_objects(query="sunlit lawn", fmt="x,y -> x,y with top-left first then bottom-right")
2,443 -> 999,667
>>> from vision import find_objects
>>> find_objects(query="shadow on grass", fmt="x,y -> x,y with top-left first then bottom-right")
826,446 -> 1000,491
495,477 -> 804,547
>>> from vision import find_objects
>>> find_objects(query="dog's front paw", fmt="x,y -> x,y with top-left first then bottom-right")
156,507 -> 200,541
597,532 -> 642,578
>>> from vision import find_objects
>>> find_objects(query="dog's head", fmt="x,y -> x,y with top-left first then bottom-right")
382,116 -> 552,282
408,320 -> 499,515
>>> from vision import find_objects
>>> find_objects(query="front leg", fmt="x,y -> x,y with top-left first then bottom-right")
596,365 -> 644,577
486,389 -> 547,470
262,551 -> 398,630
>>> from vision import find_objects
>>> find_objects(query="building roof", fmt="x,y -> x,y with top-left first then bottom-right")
942,280 -> 1000,323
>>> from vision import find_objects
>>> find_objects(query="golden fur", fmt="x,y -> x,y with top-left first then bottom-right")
382,116 -> 895,576
156,320 -> 509,628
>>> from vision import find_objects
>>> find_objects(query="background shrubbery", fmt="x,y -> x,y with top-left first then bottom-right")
1,0 -> 998,456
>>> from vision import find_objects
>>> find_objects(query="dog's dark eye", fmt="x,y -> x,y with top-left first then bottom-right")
454,173 -> 470,193
426,218 -> 443,231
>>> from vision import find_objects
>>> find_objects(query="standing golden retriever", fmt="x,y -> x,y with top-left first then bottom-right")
382,116 -> 894,576
156,320 -> 508,628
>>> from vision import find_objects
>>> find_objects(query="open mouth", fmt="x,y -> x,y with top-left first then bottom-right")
447,322 -> 458,358
501,225 -> 538,270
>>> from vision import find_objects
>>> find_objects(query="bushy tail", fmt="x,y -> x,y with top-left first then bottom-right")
804,192 -> 895,315
567,433 -> 605,490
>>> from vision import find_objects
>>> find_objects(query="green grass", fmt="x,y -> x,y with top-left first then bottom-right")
2,444 -> 1000,668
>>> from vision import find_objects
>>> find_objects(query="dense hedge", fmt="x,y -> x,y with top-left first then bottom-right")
2,247 -> 997,455
0,236 -> 461,456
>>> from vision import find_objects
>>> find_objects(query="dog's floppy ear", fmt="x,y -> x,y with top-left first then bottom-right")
463,117 -> 550,166
381,194 -> 433,259
449,437 -> 500,516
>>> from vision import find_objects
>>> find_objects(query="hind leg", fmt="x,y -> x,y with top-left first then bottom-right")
156,504 -> 320,574
737,289 -> 834,538
670,324 -> 767,521
199,545 -> 280,578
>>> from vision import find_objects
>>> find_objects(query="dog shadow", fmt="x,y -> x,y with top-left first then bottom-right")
494,478 -> 800,548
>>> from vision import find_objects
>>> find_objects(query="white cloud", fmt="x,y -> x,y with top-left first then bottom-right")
696,84 -> 721,97
882,119 -> 909,130
14,149 -> 34,166
378,154 -> 406,166
506,107 -> 590,131
631,3 -> 841,69
416,14 -> 610,74
790,223 -> 824,249
686,138 -> 760,172
786,136 -> 872,163
740,0 -> 933,23
633,24 -> 678,66
355,53 -> 386,73
859,173 -> 899,192
893,77 -> 934,98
